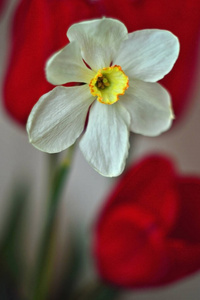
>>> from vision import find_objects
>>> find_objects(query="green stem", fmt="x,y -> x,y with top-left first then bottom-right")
47,153 -> 59,191
30,145 -> 75,300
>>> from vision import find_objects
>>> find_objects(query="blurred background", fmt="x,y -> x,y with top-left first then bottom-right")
1,0 -> 200,299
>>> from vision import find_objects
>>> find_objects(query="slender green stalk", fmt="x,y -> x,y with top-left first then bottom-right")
47,153 -> 60,192
0,183 -> 29,300
30,145 -> 75,300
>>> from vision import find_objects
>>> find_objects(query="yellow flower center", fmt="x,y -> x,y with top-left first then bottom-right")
89,65 -> 129,105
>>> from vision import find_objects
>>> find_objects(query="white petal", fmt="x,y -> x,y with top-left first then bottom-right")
121,80 -> 173,136
27,85 -> 94,153
80,101 -> 131,177
46,41 -> 95,85
114,29 -> 180,82
67,18 -> 128,71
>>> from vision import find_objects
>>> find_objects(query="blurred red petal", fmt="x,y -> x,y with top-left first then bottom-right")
101,155 -> 178,232
3,0 -> 53,125
157,240 -> 200,285
95,204 -> 168,287
94,155 -> 200,288
170,177 -> 200,243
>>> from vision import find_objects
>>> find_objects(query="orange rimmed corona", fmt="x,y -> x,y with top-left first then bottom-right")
89,65 -> 129,105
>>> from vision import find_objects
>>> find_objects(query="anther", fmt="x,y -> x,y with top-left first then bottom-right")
96,75 -> 110,90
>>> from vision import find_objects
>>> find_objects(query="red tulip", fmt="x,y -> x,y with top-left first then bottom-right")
3,0 -> 200,125
94,155 -> 200,287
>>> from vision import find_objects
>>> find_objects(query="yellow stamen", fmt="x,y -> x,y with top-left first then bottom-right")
89,65 -> 129,105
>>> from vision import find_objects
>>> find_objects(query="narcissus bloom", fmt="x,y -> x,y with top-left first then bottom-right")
27,18 -> 179,177
94,155 -> 200,287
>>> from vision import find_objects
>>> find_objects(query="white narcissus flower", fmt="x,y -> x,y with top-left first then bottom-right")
27,18 -> 179,177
